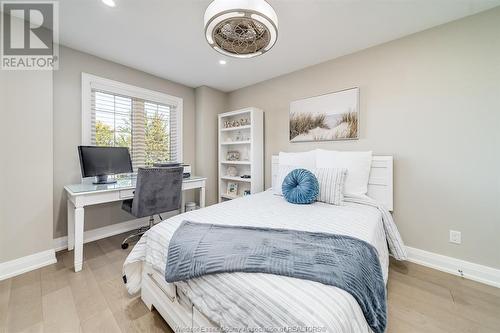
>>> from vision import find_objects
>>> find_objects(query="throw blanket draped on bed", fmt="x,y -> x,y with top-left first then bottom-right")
166,221 -> 387,333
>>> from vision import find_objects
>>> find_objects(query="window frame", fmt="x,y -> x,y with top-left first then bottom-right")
81,73 -> 183,163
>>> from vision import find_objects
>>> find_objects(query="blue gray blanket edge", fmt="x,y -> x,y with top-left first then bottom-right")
165,221 -> 387,333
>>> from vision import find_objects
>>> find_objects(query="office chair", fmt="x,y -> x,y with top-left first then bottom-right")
121,166 -> 184,249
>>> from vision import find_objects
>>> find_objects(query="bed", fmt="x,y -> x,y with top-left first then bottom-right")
123,155 -> 405,332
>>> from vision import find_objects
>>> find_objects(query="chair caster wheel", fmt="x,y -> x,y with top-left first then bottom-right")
121,243 -> 129,250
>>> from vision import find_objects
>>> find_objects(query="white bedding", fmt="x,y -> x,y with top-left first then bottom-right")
124,190 -> 403,332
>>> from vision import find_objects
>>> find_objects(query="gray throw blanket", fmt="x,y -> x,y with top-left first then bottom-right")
166,221 -> 387,333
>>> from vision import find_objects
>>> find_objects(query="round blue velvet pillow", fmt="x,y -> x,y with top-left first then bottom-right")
282,169 -> 319,204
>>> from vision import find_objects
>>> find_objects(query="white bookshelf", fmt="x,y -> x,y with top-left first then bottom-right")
218,107 -> 264,202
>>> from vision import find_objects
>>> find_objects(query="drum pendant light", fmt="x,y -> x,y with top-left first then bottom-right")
204,0 -> 278,58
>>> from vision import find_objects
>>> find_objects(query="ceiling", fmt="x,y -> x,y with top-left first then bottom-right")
55,0 -> 499,92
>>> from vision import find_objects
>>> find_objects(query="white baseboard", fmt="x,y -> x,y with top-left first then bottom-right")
53,218 -> 149,252
406,246 -> 500,289
0,249 -> 56,281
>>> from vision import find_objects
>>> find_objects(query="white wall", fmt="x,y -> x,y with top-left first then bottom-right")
227,8 -> 500,269
0,70 -> 54,263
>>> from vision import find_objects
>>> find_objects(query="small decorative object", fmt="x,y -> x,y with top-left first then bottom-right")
243,190 -> 251,196
240,175 -> 251,179
227,182 -> 238,196
227,166 -> 238,177
224,120 -> 243,128
185,202 -> 197,212
223,118 -> 251,129
282,169 -> 319,204
289,87 -> 359,142
226,150 -> 240,161
235,131 -> 242,141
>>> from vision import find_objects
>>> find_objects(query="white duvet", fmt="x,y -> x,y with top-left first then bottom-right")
124,190 -> 406,332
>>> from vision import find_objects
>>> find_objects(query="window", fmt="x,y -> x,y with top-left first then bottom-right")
82,74 -> 182,170
93,91 -> 132,149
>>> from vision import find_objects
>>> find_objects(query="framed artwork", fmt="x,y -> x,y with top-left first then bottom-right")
289,87 -> 359,142
227,182 -> 238,196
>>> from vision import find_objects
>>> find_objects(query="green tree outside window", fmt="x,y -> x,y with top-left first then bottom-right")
95,121 -> 114,146
145,113 -> 170,165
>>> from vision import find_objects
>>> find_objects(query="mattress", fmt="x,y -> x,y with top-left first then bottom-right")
124,190 -> 391,332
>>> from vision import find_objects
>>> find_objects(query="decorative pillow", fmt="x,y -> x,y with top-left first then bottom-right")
316,149 -> 372,196
274,166 -> 347,204
274,151 -> 317,194
314,168 -> 348,205
273,165 -> 294,196
282,169 -> 319,204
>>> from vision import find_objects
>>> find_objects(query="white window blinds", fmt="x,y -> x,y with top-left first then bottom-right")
91,88 -> 178,169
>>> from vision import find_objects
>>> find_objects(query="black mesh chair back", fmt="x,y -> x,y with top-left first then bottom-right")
129,167 -> 183,218
120,166 -> 184,249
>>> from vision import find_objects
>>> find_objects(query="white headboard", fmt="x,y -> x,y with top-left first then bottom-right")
271,155 -> 394,211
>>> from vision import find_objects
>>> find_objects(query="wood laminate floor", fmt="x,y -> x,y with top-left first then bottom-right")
0,233 -> 499,333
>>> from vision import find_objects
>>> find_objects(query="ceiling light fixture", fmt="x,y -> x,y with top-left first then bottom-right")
204,0 -> 278,59
219,59 -> 227,65
102,0 -> 116,7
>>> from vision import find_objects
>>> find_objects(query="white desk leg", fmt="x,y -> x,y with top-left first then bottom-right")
73,206 -> 84,272
200,186 -> 206,208
67,200 -> 75,251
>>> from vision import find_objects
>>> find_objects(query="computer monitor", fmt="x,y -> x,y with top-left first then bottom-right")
78,146 -> 133,184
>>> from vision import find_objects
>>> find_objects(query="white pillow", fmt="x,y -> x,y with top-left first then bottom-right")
316,150 -> 372,196
278,151 -> 316,169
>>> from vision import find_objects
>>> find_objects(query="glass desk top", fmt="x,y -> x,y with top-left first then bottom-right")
65,173 -> 205,195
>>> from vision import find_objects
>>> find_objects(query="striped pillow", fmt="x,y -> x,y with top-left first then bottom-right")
314,168 -> 348,205
273,165 -> 295,196
275,166 -> 347,205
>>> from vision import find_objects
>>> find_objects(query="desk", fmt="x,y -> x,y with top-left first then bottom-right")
65,175 -> 206,272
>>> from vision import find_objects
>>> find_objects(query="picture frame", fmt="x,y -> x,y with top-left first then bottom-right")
289,87 -> 359,142
227,182 -> 238,196
226,150 -> 240,161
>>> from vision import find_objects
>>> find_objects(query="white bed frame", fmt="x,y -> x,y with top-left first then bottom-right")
272,155 -> 394,211
140,155 -> 394,331
141,264 -> 217,331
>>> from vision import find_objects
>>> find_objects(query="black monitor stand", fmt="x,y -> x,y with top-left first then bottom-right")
93,175 -> 117,185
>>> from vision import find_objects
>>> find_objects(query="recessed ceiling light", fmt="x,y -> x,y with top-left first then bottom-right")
102,0 -> 116,7
219,60 -> 227,65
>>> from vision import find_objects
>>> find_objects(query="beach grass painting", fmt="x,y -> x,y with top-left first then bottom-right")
289,87 -> 359,142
